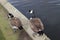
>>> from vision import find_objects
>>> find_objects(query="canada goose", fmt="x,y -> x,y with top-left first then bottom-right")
30,18 -> 44,35
10,17 -> 23,32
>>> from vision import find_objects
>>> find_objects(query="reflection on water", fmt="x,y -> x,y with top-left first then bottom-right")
8,0 -> 60,40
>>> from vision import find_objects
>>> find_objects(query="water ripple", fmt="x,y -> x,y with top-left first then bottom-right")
8,1 -> 20,4
48,0 -> 60,3
56,4 -> 60,5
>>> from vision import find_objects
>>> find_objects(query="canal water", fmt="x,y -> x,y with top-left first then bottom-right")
8,0 -> 60,40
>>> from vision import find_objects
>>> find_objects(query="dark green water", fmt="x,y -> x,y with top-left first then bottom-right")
8,0 -> 60,40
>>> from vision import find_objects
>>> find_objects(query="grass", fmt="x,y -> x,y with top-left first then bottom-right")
0,30 -> 6,40
0,4 -> 18,40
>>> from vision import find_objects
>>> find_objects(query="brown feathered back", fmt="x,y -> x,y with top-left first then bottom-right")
10,17 -> 22,27
30,18 -> 44,32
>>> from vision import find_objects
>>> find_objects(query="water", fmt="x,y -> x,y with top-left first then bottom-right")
8,0 -> 60,40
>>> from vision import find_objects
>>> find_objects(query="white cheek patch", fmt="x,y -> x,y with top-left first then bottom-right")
8,15 -> 11,18
29,10 -> 33,14
39,29 -> 41,31
12,26 -> 18,29
30,17 -> 33,20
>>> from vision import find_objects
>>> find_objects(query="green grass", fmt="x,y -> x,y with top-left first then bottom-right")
0,30 -> 6,40
0,4 -> 18,40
